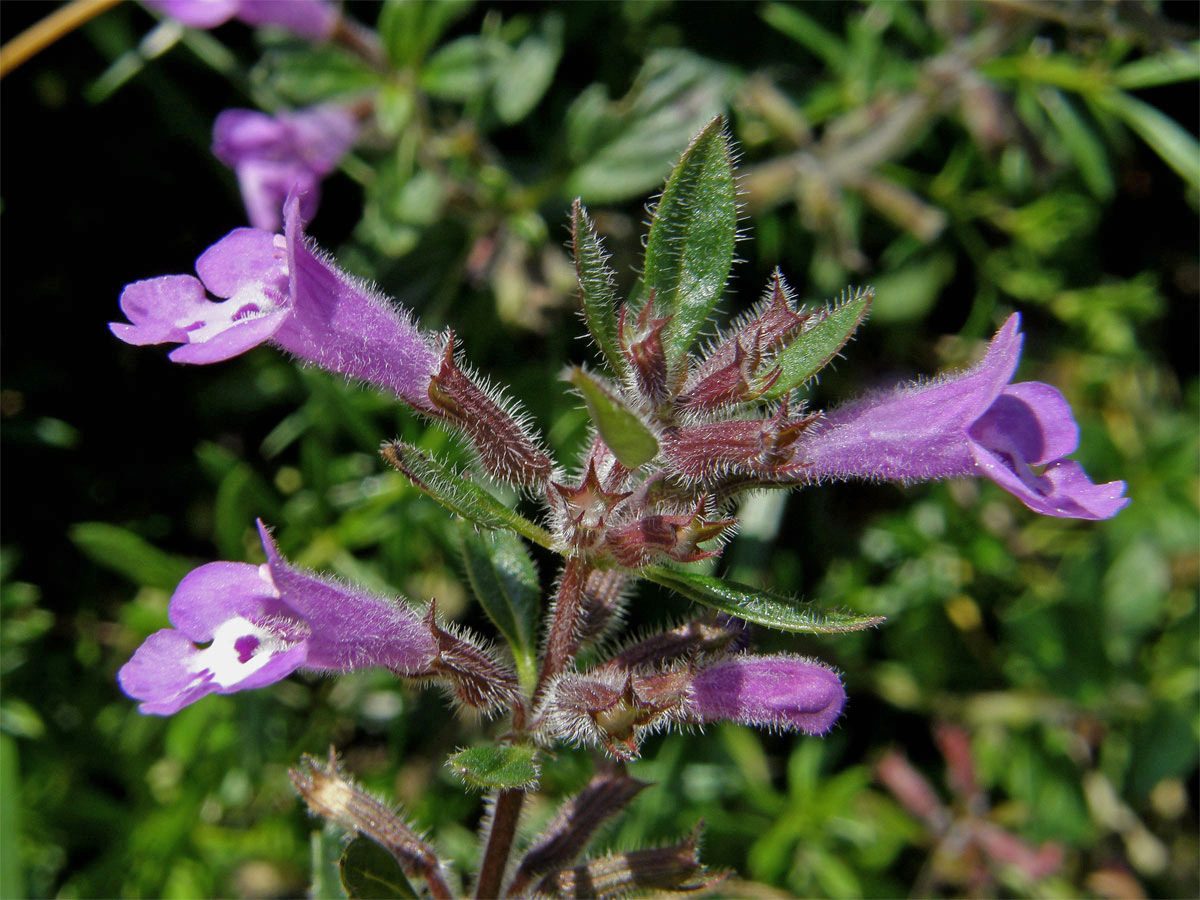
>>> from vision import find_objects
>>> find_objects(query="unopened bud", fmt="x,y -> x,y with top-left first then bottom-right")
602,502 -> 734,568
682,271 -> 808,410
687,653 -> 846,735
664,400 -> 819,485
619,297 -> 678,408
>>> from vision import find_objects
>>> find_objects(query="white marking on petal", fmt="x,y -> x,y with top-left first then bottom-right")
176,282 -> 284,344
188,615 -> 298,688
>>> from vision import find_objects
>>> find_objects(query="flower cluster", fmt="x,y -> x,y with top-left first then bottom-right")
110,115 -> 1126,897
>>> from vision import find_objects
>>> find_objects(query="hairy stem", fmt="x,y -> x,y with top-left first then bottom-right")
474,788 -> 525,900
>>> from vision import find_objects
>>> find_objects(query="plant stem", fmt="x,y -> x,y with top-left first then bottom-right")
474,788 -> 525,899
0,0 -> 122,78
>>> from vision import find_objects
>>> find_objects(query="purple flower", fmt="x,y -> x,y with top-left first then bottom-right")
110,193 -> 441,409
688,654 -> 846,735
213,105 -> 358,231
797,314 -> 1128,520
118,521 -> 437,715
145,0 -> 337,40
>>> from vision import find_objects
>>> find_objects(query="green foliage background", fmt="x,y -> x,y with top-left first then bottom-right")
1,1 -> 1196,897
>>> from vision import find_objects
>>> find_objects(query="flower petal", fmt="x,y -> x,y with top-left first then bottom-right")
194,227 -> 287,298
234,0 -> 337,39
970,444 -> 1129,519
969,381 -> 1079,467
110,275 -> 211,346
166,306 -> 289,363
166,561 -> 282,641
144,0 -> 240,29
118,629 -> 220,715
212,109 -> 289,166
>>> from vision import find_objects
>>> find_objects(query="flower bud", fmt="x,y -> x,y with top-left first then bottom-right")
686,654 -> 846,735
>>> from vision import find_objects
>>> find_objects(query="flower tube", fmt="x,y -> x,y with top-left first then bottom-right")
111,193 -> 441,407
796,314 -> 1128,520
110,193 -> 553,486
118,521 -> 437,715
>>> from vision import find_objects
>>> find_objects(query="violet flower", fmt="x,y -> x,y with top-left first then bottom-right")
797,314 -> 1128,520
118,521 -> 437,715
688,654 -> 846,735
144,0 -> 337,40
213,106 -> 358,231
110,193 -> 441,410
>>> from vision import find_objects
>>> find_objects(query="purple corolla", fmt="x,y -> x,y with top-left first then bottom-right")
118,521 -> 437,715
145,0 -> 337,40
213,106 -> 358,231
689,654 -> 846,735
110,193 -> 441,409
797,314 -> 1128,520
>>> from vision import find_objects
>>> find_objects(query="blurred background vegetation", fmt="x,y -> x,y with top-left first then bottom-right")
1,1 -> 1196,897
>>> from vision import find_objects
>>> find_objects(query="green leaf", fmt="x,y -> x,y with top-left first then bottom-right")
419,35 -> 506,102
458,522 -> 540,689
644,567 -> 885,634
761,2 -> 847,73
446,743 -> 540,791
565,49 -> 738,204
642,116 -> 738,361
492,14 -> 562,124
1113,46 -> 1200,90
867,251 -> 954,323
1038,87 -> 1114,201
378,0 -> 474,69
253,46 -> 381,104
340,836 -> 417,900
570,200 -> 624,374
765,286 -> 872,398
1094,89 -> 1200,190
311,830 -> 350,900
565,368 -> 659,469
68,523 -> 194,591
381,442 -> 554,548
0,736 -> 22,900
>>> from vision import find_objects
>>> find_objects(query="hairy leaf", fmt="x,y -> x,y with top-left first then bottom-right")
340,837 -> 417,900
565,368 -> 659,469
765,287 -> 873,397
457,522 -> 540,689
381,442 -> 553,548
446,743 -> 540,791
644,567 -> 885,634
565,50 -> 738,203
571,200 -> 624,374
642,116 -> 738,361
